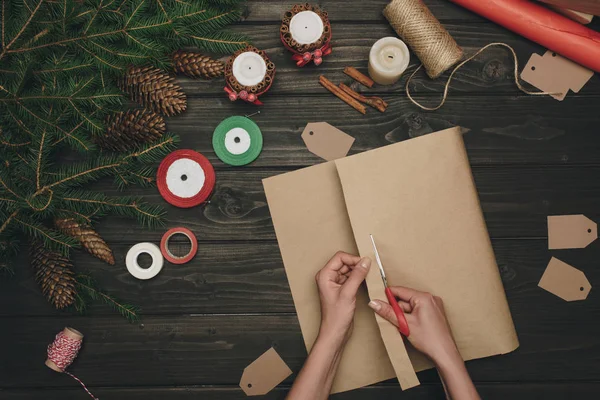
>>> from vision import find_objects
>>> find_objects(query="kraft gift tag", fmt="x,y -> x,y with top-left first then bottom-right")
538,257 -> 591,301
521,51 -> 594,101
548,215 -> 597,249
240,347 -> 292,396
301,122 -> 355,161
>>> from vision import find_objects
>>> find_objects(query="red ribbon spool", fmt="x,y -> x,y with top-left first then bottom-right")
160,227 -> 198,264
157,149 -> 215,208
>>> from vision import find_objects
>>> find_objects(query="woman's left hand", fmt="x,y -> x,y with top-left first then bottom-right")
315,251 -> 371,344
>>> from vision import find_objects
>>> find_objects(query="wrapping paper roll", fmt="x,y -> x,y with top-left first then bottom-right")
448,0 -> 600,73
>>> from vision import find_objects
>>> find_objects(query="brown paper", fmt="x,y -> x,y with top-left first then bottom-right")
335,127 -> 518,372
521,51 -> 594,101
550,5 -> 594,24
263,162 -> 397,393
263,127 -> 518,392
301,122 -> 355,161
548,215 -> 598,249
539,0 -> 600,16
538,257 -> 591,301
239,348 -> 292,396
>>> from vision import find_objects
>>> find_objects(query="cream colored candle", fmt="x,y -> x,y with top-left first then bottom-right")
289,10 -> 324,45
232,51 -> 267,87
368,37 -> 410,85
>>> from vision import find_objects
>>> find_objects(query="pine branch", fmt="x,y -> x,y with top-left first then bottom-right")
76,274 -> 141,323
59,190 -> 165,228
13,215 -> 79,255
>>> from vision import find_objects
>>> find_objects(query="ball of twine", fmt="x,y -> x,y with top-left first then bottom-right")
383,0 -> 463,79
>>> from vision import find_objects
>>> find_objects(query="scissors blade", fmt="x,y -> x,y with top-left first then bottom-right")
369,234 -> 388,287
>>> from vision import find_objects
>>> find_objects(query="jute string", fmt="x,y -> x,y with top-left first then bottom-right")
406,42 -> 558,111
383,0 -> 463,79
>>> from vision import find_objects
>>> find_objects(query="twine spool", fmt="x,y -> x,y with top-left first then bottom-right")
46,327 -> 98,399
383,0 -> 463,79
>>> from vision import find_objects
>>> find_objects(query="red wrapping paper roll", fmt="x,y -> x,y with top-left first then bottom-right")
448,0 -> 600,73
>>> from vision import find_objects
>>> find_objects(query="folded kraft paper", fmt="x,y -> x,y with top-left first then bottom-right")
263,127 -> 519,393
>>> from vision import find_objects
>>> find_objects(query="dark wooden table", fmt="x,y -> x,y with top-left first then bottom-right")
2,1 -> 600,399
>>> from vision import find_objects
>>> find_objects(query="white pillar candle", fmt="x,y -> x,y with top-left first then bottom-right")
232,51 -> 267,87
368,37 -> 410,85
289,10 -> 324,45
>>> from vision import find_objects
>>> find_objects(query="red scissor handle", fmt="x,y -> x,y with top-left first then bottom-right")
385,287 -> 410,336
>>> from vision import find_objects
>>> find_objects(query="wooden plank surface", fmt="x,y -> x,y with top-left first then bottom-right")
2,0 -> 600,398
1,238 -> 598,316
2,307 -> 600,389
4,383 -> 600,400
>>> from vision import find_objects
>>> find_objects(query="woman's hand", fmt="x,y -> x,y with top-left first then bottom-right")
287,251 -> 370,400
368,286 -> 458,364
368,286 -> 481,400
315,251 -> 371,344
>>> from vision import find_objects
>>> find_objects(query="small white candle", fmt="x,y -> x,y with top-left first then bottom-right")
368,37 -> 410,85
289,11 -> 324,45
232,51 -> 267,87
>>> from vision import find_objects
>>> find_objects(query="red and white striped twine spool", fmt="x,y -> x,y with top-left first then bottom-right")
46,327 -> 99,400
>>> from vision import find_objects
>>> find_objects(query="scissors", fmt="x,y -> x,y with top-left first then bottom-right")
370,234 -> 410,337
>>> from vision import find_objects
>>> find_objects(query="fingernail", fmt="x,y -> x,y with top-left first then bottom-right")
360,257 -> 371,269
368,301 -> 380,311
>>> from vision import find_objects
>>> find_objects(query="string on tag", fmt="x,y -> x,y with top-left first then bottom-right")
406,42 -> 561,111
46,328 -> 99,400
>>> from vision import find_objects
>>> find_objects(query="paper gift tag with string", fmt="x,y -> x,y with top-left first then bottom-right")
548,215 -> 597,249
521,51 -> 594,101
538,257 -> 591,301
301,122 -> 355,161
240,347 -> 292,396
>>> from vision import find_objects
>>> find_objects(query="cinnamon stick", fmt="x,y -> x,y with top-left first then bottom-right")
338,83 -> 388,113
319,75 -> 367,115
344,66 -> 374,88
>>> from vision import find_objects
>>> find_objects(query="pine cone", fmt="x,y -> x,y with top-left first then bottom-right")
172,50 -> 224,79
121,66 -> 187,117
31,244 -> 77,309
55,218 -> 115,265
97,109 -> 165,152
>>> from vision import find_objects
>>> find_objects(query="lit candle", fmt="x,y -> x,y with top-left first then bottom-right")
289,10 -> 324,45
368,37 -> 410,85
232,51 -> 267,87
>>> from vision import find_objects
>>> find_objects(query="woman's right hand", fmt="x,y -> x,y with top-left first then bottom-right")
368,286 -> 460,365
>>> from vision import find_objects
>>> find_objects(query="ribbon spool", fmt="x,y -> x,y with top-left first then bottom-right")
212,116 -> 263,166
157,149 -> 215,208
46,327 -> 98,400
280,4 -> 332,67
126,242 -> 164,280
224,46 -> 275,105
160,227 -> 198,264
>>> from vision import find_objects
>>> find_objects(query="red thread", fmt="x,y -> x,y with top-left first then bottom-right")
157,149 -> 215,208
47,330 -> 99,400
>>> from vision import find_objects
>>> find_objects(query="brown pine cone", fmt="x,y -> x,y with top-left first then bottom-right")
97,109 -> 165,152
31,244 -> 77,309
55,218 -> 115,265
120,66 -> 187,117
172,50 -> 224,79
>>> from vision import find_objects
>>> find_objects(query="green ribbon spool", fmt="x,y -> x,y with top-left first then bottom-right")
212,116 -> 263,166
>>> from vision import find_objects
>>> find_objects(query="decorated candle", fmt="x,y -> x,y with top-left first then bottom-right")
289,10 -> 324,45
368,37 -> 410,85
232,51 -> 267,87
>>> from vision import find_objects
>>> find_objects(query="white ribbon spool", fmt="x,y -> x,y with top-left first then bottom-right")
232,51 -> 267,87
165,158 -> 206,199
126,243 -> 164,280
368,37 -> 410,85
224,127 -> 252,155
289,11 -> 324,45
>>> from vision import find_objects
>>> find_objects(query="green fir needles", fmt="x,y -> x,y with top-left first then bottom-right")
0,0 -> 247,321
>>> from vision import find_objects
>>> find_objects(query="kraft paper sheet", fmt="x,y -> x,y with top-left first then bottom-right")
263,127 -> 519,393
